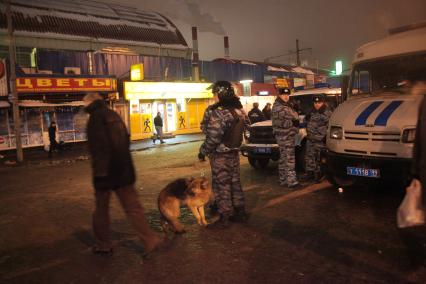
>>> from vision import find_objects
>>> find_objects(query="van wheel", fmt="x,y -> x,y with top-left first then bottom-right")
248,157 -> 269,169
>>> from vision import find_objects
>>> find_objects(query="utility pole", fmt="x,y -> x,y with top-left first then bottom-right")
264,39 -> 312,65
295,39 -> 312,66
6,0 -> 23,162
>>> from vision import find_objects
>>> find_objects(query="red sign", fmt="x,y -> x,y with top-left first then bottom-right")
16,77 -> 117,93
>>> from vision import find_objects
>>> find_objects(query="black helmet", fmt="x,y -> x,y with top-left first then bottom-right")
278,88 -> 291,95
208,80 -> 235,99
313,94 -> 326,103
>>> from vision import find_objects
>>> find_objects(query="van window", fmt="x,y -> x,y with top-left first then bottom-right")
291,94 -> 338,114
349,52 -> 426,96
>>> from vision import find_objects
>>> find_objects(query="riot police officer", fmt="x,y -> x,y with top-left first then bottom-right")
198,81 -> 250,229
302,94 -> 333,182
272,88 -> 301,188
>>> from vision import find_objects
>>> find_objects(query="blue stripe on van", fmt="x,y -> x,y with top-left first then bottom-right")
374,100 -> 403,126
355,101 -> 383,126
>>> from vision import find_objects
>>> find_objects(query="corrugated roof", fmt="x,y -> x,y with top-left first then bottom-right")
0,0 -> 188,48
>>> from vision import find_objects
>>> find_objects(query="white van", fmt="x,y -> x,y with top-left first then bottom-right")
323,23 -> 426,187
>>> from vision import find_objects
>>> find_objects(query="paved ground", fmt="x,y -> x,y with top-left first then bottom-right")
1,140 -> 426,283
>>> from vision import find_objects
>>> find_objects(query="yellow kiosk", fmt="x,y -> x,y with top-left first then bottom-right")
124,81 -> 213,140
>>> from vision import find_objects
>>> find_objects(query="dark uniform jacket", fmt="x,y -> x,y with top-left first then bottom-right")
262,107 -> 272,120
248,107 -> 265,124
412,96 -> 426,194
86,100 -> 135,190
306,105 -> 332,142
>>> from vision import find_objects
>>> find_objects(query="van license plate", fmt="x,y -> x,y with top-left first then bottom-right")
254,147 -> 271,154
347,167 -> 380,178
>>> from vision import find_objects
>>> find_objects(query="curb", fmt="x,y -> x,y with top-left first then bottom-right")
130,139 -> 204,152
1,138 -> 205,168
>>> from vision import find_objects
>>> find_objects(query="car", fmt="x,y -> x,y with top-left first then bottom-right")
241,87 -> 342,170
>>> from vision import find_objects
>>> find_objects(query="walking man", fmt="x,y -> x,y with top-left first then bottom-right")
272,88 -> 301,188
198,81 -> 249,229
83,93 -> 165,255
48,121 -> 58,158
153,112 -> 165,144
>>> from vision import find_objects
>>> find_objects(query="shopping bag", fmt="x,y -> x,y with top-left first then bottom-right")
397,179 -> 425,228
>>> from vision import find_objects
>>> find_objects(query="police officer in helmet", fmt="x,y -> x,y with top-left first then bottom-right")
198,80 -> 250,229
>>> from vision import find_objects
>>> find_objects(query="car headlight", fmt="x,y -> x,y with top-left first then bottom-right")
402,128 -> 416,143
330,126 -> 343,140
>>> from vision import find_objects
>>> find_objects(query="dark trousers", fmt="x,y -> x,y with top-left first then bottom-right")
92,185 -> 161,251
48,140 -> 58,158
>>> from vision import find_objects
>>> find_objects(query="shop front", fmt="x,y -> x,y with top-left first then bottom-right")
238,82 -> 278,115
124,82 -> 213,140
0,75 -> 117,150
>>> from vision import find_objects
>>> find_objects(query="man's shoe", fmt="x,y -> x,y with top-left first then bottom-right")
143,236 -> 171,258
229,208 -> 249,223
207,214 -> 231,230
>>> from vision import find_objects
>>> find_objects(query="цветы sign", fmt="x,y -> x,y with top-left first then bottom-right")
16,77 -> 117,93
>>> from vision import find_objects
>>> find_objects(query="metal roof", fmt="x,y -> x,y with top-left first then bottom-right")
0,0 -> 188,49
354,25 -> 426,64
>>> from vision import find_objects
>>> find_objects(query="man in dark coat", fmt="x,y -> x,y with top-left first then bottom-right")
248,102 -> 265,124
262,103 -> 272,120
48,121 -> 58,158
84,93 -> 164,255
153,112 -> 165,144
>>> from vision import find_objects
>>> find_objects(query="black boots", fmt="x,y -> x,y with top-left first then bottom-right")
229,208 -> 249,223
207,214 -> 231,230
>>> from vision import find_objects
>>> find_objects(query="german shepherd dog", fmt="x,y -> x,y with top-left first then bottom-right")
158,177 -> 212,235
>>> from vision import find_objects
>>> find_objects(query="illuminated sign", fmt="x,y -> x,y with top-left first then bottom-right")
131,64 -> 144,81
125,82 -> 213,100
274,78 -> 289,88
16,77 -> 117,93
258,91 -> 269,96
335,60 -> 343,75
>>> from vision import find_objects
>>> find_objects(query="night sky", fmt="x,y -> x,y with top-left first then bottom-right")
102,0 -> 426,71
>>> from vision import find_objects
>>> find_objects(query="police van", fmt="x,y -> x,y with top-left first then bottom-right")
241,87 -> 342,169
323,23 -> 426,188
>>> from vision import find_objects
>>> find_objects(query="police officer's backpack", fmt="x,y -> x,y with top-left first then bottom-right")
223,108 -> 244,148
